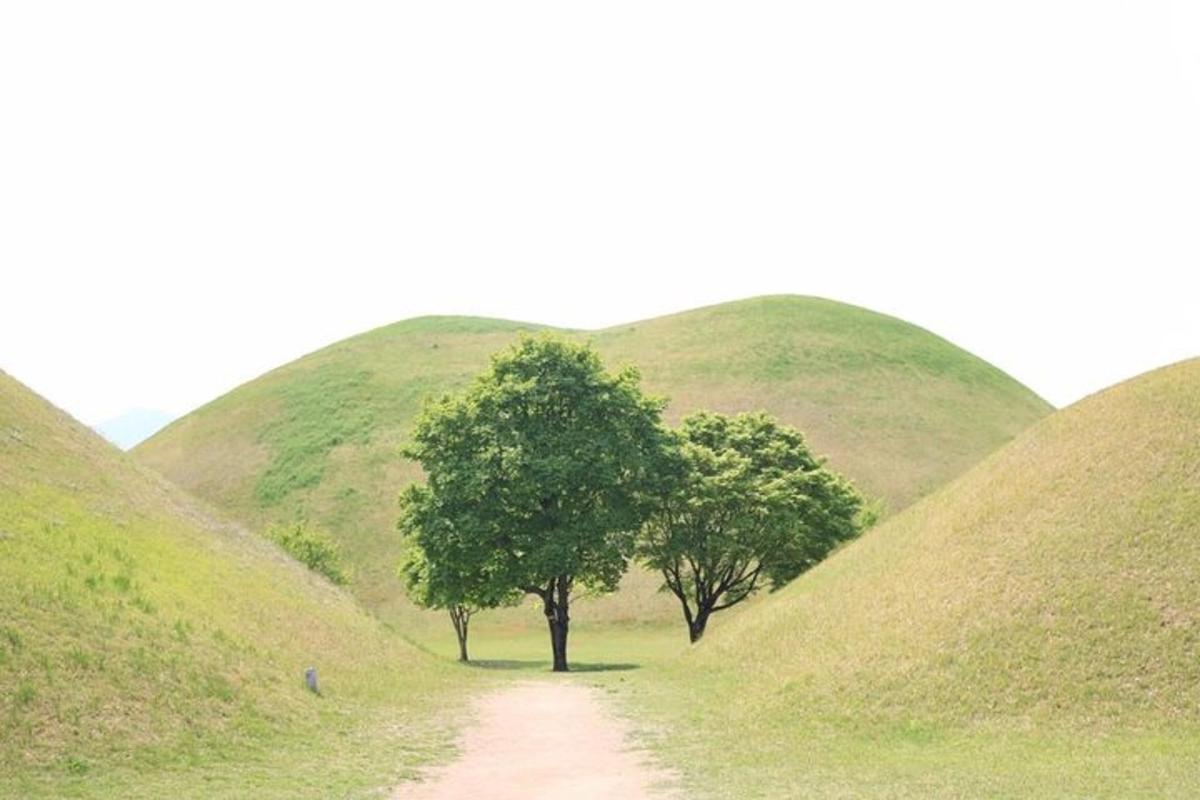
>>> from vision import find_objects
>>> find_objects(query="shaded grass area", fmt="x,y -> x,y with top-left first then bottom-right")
416,619 -> 686,673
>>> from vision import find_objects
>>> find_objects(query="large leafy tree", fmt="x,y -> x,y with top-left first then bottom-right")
401,335 -> 668,671
638,411 -> 863,642
397,485 -> 519,662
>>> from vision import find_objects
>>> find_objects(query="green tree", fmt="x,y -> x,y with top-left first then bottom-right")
638,411 -> 863,642
402,335 -> 668,671
397,485 -> 520,662
266,522 -> 349,586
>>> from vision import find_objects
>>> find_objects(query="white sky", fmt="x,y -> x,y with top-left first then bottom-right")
2,1 -> 1198,425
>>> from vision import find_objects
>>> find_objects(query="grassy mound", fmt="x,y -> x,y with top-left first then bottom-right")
0,371 -> 456,798
134,296 -> 1051,632
616,358 -> 1200,797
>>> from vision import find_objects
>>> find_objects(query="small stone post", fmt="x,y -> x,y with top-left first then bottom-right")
304,666 -> 320,695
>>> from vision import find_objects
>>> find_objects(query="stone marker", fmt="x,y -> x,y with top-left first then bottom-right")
305,667 -> 320,695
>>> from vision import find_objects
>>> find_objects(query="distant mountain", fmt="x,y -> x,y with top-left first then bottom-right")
94,408 -> 174,449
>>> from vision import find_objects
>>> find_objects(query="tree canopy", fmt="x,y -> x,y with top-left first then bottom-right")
397,484 -> 520,661
638,411 -> 863,642
400,335 -> 669,670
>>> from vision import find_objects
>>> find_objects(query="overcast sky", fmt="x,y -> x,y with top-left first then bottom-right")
2,0 -> 1198,427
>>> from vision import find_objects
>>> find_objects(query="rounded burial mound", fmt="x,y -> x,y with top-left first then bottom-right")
701,357 -> 1200,726
0,371 -> 441,795
134,295 -> 1052,628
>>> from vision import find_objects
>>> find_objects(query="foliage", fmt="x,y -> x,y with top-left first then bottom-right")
397,487 -> 520,611
397,492 -> 522,660
401,335 -> 670,669
266,522 -> 349,585
855,495 -> 887,531
638,411 -> 863,641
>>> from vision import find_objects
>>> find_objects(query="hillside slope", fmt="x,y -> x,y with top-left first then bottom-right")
135,296 -> 1052,629
626,358 -> 1200,797
703,356 -> 1200,723
0,371 -> 455,798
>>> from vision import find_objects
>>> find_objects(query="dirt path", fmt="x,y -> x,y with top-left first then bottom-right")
392,680 -> 677,800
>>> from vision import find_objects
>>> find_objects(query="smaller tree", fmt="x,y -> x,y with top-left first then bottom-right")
267,522 -> 349,585
397,484 -> 518,662
638,412 -> 863,643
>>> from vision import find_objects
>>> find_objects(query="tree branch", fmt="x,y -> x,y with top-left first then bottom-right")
711,563 -> 763,611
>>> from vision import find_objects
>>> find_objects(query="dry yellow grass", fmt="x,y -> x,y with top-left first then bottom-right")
700,357 -> 1200,724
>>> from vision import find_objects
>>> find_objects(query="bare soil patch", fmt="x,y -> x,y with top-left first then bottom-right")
392,681 -> 677,800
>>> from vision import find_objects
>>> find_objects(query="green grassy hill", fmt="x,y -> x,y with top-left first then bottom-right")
618,358 -> 1200,797
135,296 -> 1052,633
0,371 -> 458,798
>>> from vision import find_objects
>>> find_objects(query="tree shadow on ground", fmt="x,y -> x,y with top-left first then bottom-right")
463,659 -> 640,673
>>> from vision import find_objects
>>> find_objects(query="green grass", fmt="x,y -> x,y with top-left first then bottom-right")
602,665 -> 1200,799
0,370 -> 475,798
255,365 -> 376,505
134,295 -> 1052,637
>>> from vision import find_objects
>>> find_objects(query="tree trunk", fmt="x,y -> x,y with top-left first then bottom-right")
688,604 -> 712,643
543,575 -> 571,672
449,605 -> 471,662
